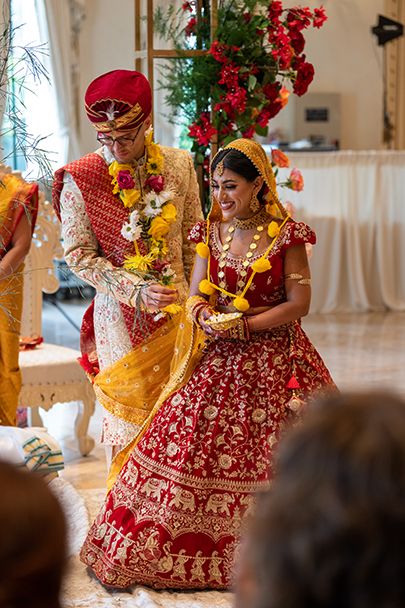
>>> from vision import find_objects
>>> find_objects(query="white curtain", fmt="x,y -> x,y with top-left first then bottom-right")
35,0 -> 83,164
276,150 -> 405,313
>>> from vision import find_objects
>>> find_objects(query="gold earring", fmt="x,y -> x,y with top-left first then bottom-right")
250,193 -> 260,213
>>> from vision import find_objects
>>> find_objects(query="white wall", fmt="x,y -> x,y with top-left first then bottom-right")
267,0 -> 385,150
79,0 -> 136,155
77,0 -> 386,155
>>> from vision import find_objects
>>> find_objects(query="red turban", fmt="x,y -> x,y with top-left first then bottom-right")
84,70 -> 152,133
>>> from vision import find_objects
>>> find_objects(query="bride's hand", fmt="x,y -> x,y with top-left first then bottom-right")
199,308 -> 228,338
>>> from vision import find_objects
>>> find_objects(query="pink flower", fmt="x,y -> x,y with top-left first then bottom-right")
145,175 -> 165,192
271,148 -> 291,168
283,201 -> 296,217
289,168 -> 304,191
117,170 -> 135,190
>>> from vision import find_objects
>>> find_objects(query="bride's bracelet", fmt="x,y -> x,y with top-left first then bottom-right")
225,317 -> 250,341
185,295 -> 211,325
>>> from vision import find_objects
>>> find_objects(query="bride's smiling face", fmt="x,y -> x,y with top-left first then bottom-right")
211,168 -> 263,220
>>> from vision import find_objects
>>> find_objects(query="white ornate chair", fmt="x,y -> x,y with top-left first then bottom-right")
2,164 -> 97,456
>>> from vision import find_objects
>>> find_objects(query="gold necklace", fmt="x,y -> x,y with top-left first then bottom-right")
232,207 -> 269,230
217,221 -> 265,297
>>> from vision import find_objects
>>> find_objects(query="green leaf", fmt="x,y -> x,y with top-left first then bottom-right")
223,134 -> 237,146
197,153 -> 205,164
247,74 -> 257,91
255,124 -> 268,137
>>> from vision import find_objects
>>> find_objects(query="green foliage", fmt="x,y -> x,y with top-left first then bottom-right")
0,15 -> 53,185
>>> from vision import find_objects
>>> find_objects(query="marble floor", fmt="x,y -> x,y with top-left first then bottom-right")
39,297 -> 405,492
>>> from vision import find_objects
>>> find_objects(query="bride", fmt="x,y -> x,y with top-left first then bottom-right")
80,138 -> 337,590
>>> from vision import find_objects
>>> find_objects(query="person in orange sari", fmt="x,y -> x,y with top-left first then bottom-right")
0,172 -> 38,426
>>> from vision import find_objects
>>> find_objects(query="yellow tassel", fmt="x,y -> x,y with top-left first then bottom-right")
252,258 -> 271,273
234,296 -> 250,312
199,279 -> 216,295
268,221 -> 280,239
196,242 -> 210,259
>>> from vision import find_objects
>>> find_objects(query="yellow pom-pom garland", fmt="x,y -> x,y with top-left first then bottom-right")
200,211 -> 290,311
268,221 -> 280,239
234,296 -> 250,312
196,242 -> 210,259
199,279 -> 216,296
251,258 -> 271,273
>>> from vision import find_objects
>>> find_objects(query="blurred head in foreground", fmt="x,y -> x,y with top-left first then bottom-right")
0,462 -> 66,608
237,391 -> 405,608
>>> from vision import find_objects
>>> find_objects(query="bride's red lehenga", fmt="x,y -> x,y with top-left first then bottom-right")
80,218 -> 337,590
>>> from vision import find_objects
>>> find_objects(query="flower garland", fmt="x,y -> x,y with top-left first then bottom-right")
108,128 -> 182,315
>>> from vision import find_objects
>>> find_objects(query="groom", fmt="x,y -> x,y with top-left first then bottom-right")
52,70 -> 203,467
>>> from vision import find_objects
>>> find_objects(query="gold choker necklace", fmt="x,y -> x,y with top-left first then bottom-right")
232,207 -> 269,230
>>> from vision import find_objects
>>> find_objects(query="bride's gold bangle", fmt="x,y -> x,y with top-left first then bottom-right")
185,295 -> 210,325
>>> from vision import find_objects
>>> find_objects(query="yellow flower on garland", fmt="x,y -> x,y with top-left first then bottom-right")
147,142 -> 164,175
150,238 -> 168,258
121,188 -> 141,208
109,162 -> 133,178
123,252 -> 155,274
160,203 -> 177,225
149,216 -> 170,239
112,179 -> 120,195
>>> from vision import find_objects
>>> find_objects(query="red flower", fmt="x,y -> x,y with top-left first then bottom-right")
182,1 -> 194,11
227,87 -> 247,112
243,126 -> 255,139
313,6 -> 327,28
145,175 -> 165,192
207,41 -> 229,63
268,0 -> 284,22
263,83 -> 281,103
219,62 -> 239,88
255,28 -> 265,36
188,114 -> 218,146
292,53 -> 306,70
185,17 -> 197,37
289,168 -> 304,191
117,170 -> 135,190
153,259 -> 170,273
243,12 -> 252,24
293,61 -> 315,96
287,8 -> 312,32
258,101 -> 282,126
290,30 -> 305,55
